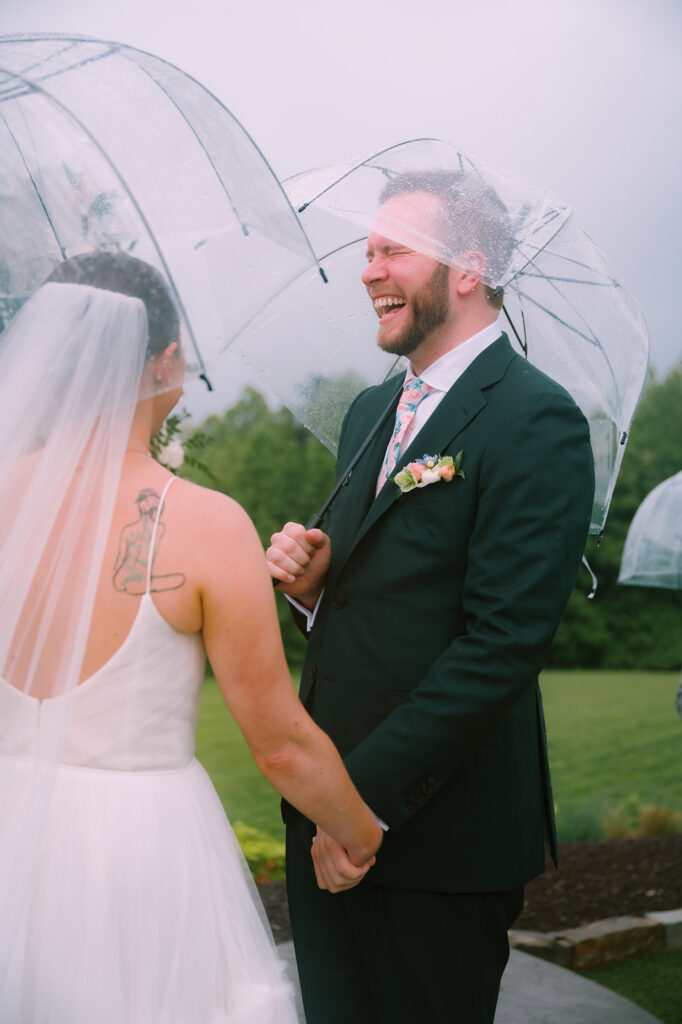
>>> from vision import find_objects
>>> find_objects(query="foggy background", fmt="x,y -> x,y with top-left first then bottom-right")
2,0 -> 680,420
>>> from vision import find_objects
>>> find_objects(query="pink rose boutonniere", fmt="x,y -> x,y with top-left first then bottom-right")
393,451 -> 465,495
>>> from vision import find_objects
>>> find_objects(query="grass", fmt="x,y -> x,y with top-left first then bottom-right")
196,668 -> 682,845
540,670 -> 681,842
583,950 -> 682,1024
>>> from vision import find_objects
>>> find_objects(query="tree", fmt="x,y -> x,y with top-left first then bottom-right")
183,388 -> 335,662
549,362 -> 682,669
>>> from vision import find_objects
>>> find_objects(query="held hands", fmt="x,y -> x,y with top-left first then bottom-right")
266,523 -> 331,608
311,827 -> 378,894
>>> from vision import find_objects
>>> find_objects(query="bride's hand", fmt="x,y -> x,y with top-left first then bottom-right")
266,522 -> 330,608
311,827 -> 378,894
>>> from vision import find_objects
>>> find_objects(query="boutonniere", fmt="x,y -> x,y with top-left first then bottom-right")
393,451 -> 465,495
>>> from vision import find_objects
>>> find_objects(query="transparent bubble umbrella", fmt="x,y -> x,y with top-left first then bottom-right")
619,470 -> 682,715
0,33 -> 324,392
241,139 -> 649,534
619,471 -> 682,589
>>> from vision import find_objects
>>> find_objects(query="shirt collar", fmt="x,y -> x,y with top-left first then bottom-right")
408,320 -> 502,393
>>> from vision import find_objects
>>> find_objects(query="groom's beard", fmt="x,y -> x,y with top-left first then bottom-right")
377,262 -> 451,358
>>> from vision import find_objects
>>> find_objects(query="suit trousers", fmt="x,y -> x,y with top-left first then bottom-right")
286,813 -> 524,1024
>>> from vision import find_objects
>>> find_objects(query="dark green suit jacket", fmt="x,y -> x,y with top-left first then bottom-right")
297,334 -> 594,894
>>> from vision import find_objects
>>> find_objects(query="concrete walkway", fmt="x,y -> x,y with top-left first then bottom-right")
278,941 -> 662,1023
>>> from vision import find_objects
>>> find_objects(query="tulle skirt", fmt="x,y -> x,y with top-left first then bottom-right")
0,756 -> 297,1024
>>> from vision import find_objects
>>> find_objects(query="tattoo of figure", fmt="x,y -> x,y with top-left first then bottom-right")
113,489 -> 185,594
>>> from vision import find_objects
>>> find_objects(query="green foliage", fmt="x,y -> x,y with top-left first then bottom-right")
183,387 -> 335,661
602,798 -> 682,838
232,822 -> 286,881
583,951 -> 682,1024
549,363 -> 682,669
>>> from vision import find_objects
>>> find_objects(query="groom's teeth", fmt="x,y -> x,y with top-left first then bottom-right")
373,296 -> 406,315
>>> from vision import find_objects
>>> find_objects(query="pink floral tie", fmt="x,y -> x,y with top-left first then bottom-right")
376,377 -> 433,494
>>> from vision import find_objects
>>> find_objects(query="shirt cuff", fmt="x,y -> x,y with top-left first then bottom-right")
368,803 -> 389,831
285,589 -> 324,632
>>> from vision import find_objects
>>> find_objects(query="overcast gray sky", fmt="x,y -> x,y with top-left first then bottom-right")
2,0 -> 680,387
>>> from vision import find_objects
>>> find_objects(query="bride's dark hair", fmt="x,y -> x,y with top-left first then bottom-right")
46,251 -> 179,357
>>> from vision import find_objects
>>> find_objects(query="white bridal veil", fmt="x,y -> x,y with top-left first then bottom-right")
0,262 -> 177,991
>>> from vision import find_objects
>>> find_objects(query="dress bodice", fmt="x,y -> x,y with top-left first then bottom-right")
0,595 -> 206,771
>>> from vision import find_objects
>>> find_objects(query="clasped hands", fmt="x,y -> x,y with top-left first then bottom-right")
311,827 -> 378,894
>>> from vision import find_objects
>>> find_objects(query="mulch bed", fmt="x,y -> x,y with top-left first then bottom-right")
257,834 -> 682,943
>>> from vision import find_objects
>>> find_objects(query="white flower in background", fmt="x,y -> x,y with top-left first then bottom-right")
156,438 -> 184,470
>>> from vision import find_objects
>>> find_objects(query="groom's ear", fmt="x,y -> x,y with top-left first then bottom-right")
453,251 -> 485,296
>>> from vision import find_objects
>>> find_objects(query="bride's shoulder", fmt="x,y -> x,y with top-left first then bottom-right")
164,477 -> 259,546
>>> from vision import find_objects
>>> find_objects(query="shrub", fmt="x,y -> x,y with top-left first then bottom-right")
233,821 -> 286,881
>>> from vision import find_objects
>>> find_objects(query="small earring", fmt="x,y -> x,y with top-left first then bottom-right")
155,374 -> 163,383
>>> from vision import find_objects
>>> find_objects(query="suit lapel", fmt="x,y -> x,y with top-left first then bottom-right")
339,334 -> 515,566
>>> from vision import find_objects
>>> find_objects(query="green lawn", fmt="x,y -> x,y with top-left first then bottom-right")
196,668 -> 681,844
540,670 -> 681,841
583,950 -> 682,1024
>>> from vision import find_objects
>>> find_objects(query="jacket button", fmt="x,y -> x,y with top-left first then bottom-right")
333,593 -> 346,609
308,664 -> 318,682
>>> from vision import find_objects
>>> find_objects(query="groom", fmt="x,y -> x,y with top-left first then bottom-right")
268,170 -> 595,1023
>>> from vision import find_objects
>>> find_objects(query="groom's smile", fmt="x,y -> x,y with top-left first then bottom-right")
362,191 -> 455,360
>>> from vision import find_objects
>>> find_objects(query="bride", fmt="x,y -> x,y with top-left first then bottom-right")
0,251 -> 382,1023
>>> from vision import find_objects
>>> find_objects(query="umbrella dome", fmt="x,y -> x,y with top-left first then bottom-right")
0,33 -> 321,391
244,140 -> 649,534
618,470 -> 682,589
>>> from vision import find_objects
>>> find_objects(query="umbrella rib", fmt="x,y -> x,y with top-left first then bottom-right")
503,211 -> 571,288
129,55 -> 250,239
518,273 -> 614,287
121,44 -> 328,283
305,376 -> 404,529
514,288 -> 600,346
0,67 -> 210,384
0,41 -> 119,101
292,137 -> 441,212
0,105 -> 67,261
515,285 -> 622,407
317,237 -> 368,261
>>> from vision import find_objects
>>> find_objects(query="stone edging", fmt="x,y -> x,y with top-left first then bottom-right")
509,908 -> 682,970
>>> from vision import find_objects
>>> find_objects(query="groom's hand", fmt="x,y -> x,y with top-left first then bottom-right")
311,827 -> 376,893
267,522 -> 331,609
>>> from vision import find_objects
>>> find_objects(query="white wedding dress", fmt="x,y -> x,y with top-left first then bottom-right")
0,487 -> 297,1023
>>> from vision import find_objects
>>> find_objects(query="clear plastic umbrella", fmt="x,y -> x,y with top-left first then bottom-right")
619,470 -> 682,716
0,33 -> 323,392
618,471 -> 682,589
238,139 -> 649,534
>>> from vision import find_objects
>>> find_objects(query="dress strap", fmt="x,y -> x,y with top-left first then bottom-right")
146,476 -> 176,595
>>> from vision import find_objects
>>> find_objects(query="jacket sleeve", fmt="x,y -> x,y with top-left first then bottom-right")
343,388 -> 595,829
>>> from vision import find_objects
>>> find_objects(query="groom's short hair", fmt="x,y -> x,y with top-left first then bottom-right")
379,169 -> 513,309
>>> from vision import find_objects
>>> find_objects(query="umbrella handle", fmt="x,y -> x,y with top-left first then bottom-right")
272,379 -> 402,586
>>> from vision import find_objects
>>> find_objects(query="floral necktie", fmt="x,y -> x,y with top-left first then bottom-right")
376,376 -> 433,494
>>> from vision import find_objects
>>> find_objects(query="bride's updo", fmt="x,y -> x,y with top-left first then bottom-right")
46,251 -> 179,358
